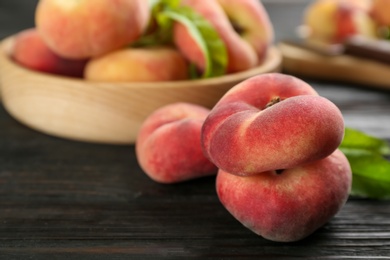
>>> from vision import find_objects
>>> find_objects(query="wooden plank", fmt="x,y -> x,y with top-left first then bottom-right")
279,41 -> 390,91
1,85 -> 390,258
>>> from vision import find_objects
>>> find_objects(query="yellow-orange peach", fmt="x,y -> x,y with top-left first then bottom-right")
303,0 -> 376,43
173,0 -> 258,74
216,149 -> 352,242
136,103 -> 217,184
11,28 -> 87,77
84,47 -> 189,82
201,73 -> 345,176
35,0 -> 150,59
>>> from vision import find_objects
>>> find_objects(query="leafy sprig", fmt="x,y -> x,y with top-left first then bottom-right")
339,128 -> 390,199
133,0 -> 228,79
162,7 -> 227,78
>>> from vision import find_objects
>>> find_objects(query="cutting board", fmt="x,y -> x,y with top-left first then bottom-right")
279,41 -> 390,91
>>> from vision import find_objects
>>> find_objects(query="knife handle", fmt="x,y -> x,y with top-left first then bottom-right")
345,36 -> 390,65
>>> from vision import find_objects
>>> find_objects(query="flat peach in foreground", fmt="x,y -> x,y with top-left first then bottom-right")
136,103 -> 217,184
35,0 -> 150,59
11,28 -> 87,77
201,73 -> 345,176
216,149 -> 352,242
84,47 -> 189,82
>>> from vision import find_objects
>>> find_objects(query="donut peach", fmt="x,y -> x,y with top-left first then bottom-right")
173,0 -> 258,74
216,0 -> 274,61
12,28 -> 87,77
35,0 -> 150,59
216,149 -> 352,242
201,73 -> 345,176
136,103 -> 217,184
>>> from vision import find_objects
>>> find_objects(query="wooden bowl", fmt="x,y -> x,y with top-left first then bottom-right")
0,36 -> 282,145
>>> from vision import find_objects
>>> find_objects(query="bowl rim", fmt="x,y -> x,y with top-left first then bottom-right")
0,35 -> 283,89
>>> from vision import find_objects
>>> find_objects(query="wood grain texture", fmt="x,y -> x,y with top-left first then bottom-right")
1,81 -> 390,259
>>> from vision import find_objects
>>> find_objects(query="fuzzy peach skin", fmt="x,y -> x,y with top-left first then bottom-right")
173,0 -> 258,74
216,149 -> 352,242
216,0 -> 274,62
84,47 -> 189,82
136,103 -> 218,184
35,0 -> 150,59
201,73 -> 345,176
303,0 -> 376,43
11,28 -> 87,77
371,0 -> 390,26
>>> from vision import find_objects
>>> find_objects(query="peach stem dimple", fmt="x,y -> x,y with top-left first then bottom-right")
275,169 -> 284,175
265,96 -> 281,109
229,18 -> 245,35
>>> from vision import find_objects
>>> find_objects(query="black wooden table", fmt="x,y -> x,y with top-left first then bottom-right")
1,1 -> 390,259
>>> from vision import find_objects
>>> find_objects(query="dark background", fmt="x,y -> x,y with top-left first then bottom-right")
0,1 -> 37,39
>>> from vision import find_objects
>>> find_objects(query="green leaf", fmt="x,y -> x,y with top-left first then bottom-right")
133,0 -> 228,78
340,127 -> 390,155
339,128 -> 390,199
149,0 -> 161,9
161,7 -> 228,78
132,0 -> 179,47
340,148 -> 390,199
148,0 -> 181,10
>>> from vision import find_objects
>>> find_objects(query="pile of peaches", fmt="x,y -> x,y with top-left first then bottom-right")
11,0 -> 274,81
136,72 -> 352,242
10,0 -> 355,243
303,0 -> 390,44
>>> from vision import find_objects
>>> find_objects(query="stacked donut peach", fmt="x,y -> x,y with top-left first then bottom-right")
203,73 -> 351,242
136,73 -> 352,242
10,0 -> 274,82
